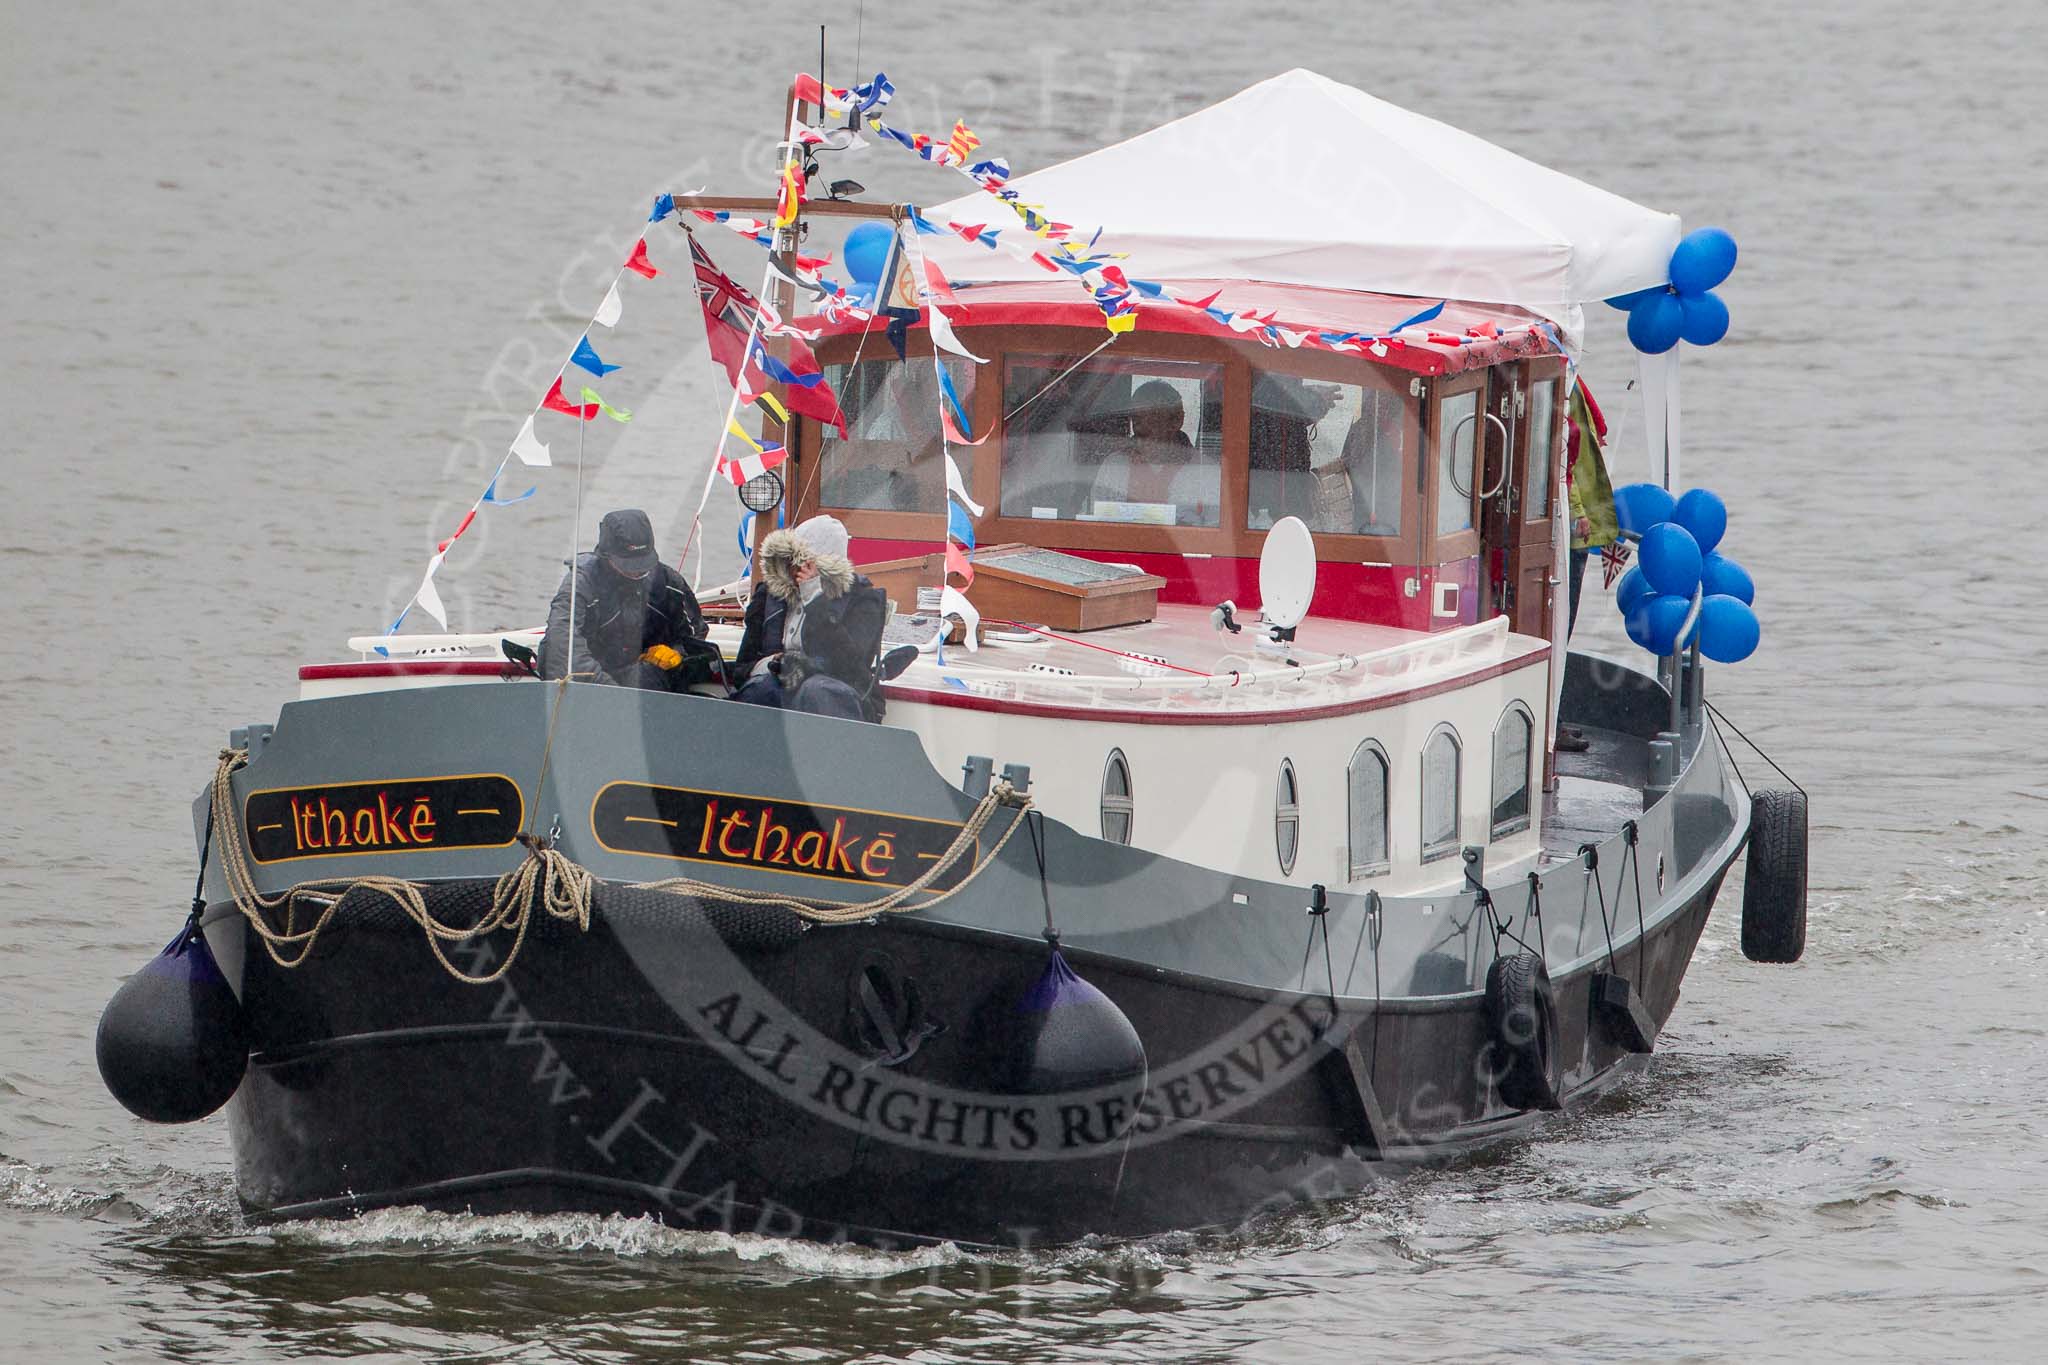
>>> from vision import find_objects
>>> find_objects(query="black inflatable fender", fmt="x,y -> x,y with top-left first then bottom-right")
1006,942 -> 1147,1099
96,926 -> 249,1124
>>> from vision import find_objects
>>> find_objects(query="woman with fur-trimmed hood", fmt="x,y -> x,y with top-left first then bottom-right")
735,515 -> 891,721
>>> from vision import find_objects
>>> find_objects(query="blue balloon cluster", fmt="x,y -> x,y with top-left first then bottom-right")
843,221 -> 895,307
1610,484 -> 1761,662
1605,226 -> 1737,355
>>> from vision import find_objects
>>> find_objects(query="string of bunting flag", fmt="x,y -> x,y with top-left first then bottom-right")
903,224 -> 983,649
733,72 -> 1552,647
654,72 -> 1555,649
692,73 -> 1543,367
683,191 -> 1514,367
851,76 -> 1516,357
377,201 -> 684,649
389,72 -> 1549,652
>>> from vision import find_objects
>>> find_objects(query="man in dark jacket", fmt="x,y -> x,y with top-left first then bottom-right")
539,508 -> 708,690
736,515 -> 890,720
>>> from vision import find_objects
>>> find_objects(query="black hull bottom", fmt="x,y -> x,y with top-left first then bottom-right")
224,866 -> 1724,1248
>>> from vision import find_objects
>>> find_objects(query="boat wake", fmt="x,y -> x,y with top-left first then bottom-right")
1,1152 -> 1385,1287
0,1154 -> 240,1232
270,1205 -> 975,1277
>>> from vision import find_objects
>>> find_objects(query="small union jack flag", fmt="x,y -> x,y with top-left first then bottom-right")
1600,539 -> 1633,588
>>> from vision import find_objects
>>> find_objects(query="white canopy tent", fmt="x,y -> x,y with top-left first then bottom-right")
923,71 -> 1693,742
926,68 -> 1682,342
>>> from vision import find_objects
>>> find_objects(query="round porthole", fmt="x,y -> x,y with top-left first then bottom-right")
1101,749 -> 1133,845
1276,758 -> 1300,875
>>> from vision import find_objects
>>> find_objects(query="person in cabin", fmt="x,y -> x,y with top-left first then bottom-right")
537,508 -> 710,690
1559,378 -> 1618,752
1089,380 -> 1220,525
734,514 -> 892,721
823,363 -> 949,513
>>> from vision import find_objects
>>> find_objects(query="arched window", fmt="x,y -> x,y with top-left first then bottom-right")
1100,749 -> 1134,845
1347,741 -> 1390,879
1421,725 -> 1462,862
1491,704 -> 1534,837
1275,758 -> 1300,875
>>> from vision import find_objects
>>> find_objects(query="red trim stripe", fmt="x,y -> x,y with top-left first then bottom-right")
300,661 -> 523,681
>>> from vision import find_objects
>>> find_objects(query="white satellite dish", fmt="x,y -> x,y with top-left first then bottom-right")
1257,515 -> 1317,633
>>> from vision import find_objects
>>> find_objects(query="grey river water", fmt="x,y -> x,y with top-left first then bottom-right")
3,1 -> 2045,1360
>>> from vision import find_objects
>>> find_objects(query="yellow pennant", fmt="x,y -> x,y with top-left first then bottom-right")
725,416 -> 764,452
773,156 -> 802,228
946,120 -> 980,163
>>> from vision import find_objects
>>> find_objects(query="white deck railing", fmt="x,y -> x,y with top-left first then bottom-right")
895,616 -> 1512,704
337,617 -> 1517,706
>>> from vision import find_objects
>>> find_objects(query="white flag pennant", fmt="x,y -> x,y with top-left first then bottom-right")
719,445 -> 790,487
938,583 -> 980,652
413,551 -> 449,630
943,453 -> 983,518
510,414 -> 551,467
905,224 -> 988,364
793,124 -> 867,153
593,280 -> 623,329
924,301 -> 987,364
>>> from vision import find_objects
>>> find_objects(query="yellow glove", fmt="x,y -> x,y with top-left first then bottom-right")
641,644 -> 683,670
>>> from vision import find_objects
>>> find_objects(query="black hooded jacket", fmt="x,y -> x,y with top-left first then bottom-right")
538,553 -> 705,684
733,589 -> 789,679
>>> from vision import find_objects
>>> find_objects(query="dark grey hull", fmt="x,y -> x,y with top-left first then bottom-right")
201,652 -> 1745,1246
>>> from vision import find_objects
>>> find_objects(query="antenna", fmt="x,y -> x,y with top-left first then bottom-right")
1255,515 -> 1316,648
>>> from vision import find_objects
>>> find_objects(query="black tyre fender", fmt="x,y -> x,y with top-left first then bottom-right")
1741,787 -> 1808,963
1407,950 -> 1471,996
1485,950 -> 1562,1111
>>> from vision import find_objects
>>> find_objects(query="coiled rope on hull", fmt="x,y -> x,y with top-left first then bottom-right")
211,750 -> 593,985
208,749 -> 1030,982
631,772 -> 1030,925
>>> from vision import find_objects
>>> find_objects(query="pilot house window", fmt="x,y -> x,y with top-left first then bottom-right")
1421,725 -> 1461,862
818,357 -> 976,514
1001,356 -> 1224,527
1247,372 -> 1408,536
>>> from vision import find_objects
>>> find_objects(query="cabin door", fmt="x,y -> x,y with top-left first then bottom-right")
1477,366 -> 1520,621
1424,372 -> 1487,627
1507,362 -> 1565,638
1477,361 -> 1565,636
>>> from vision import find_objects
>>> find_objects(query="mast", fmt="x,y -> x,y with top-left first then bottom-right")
763,47 -> 817,555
